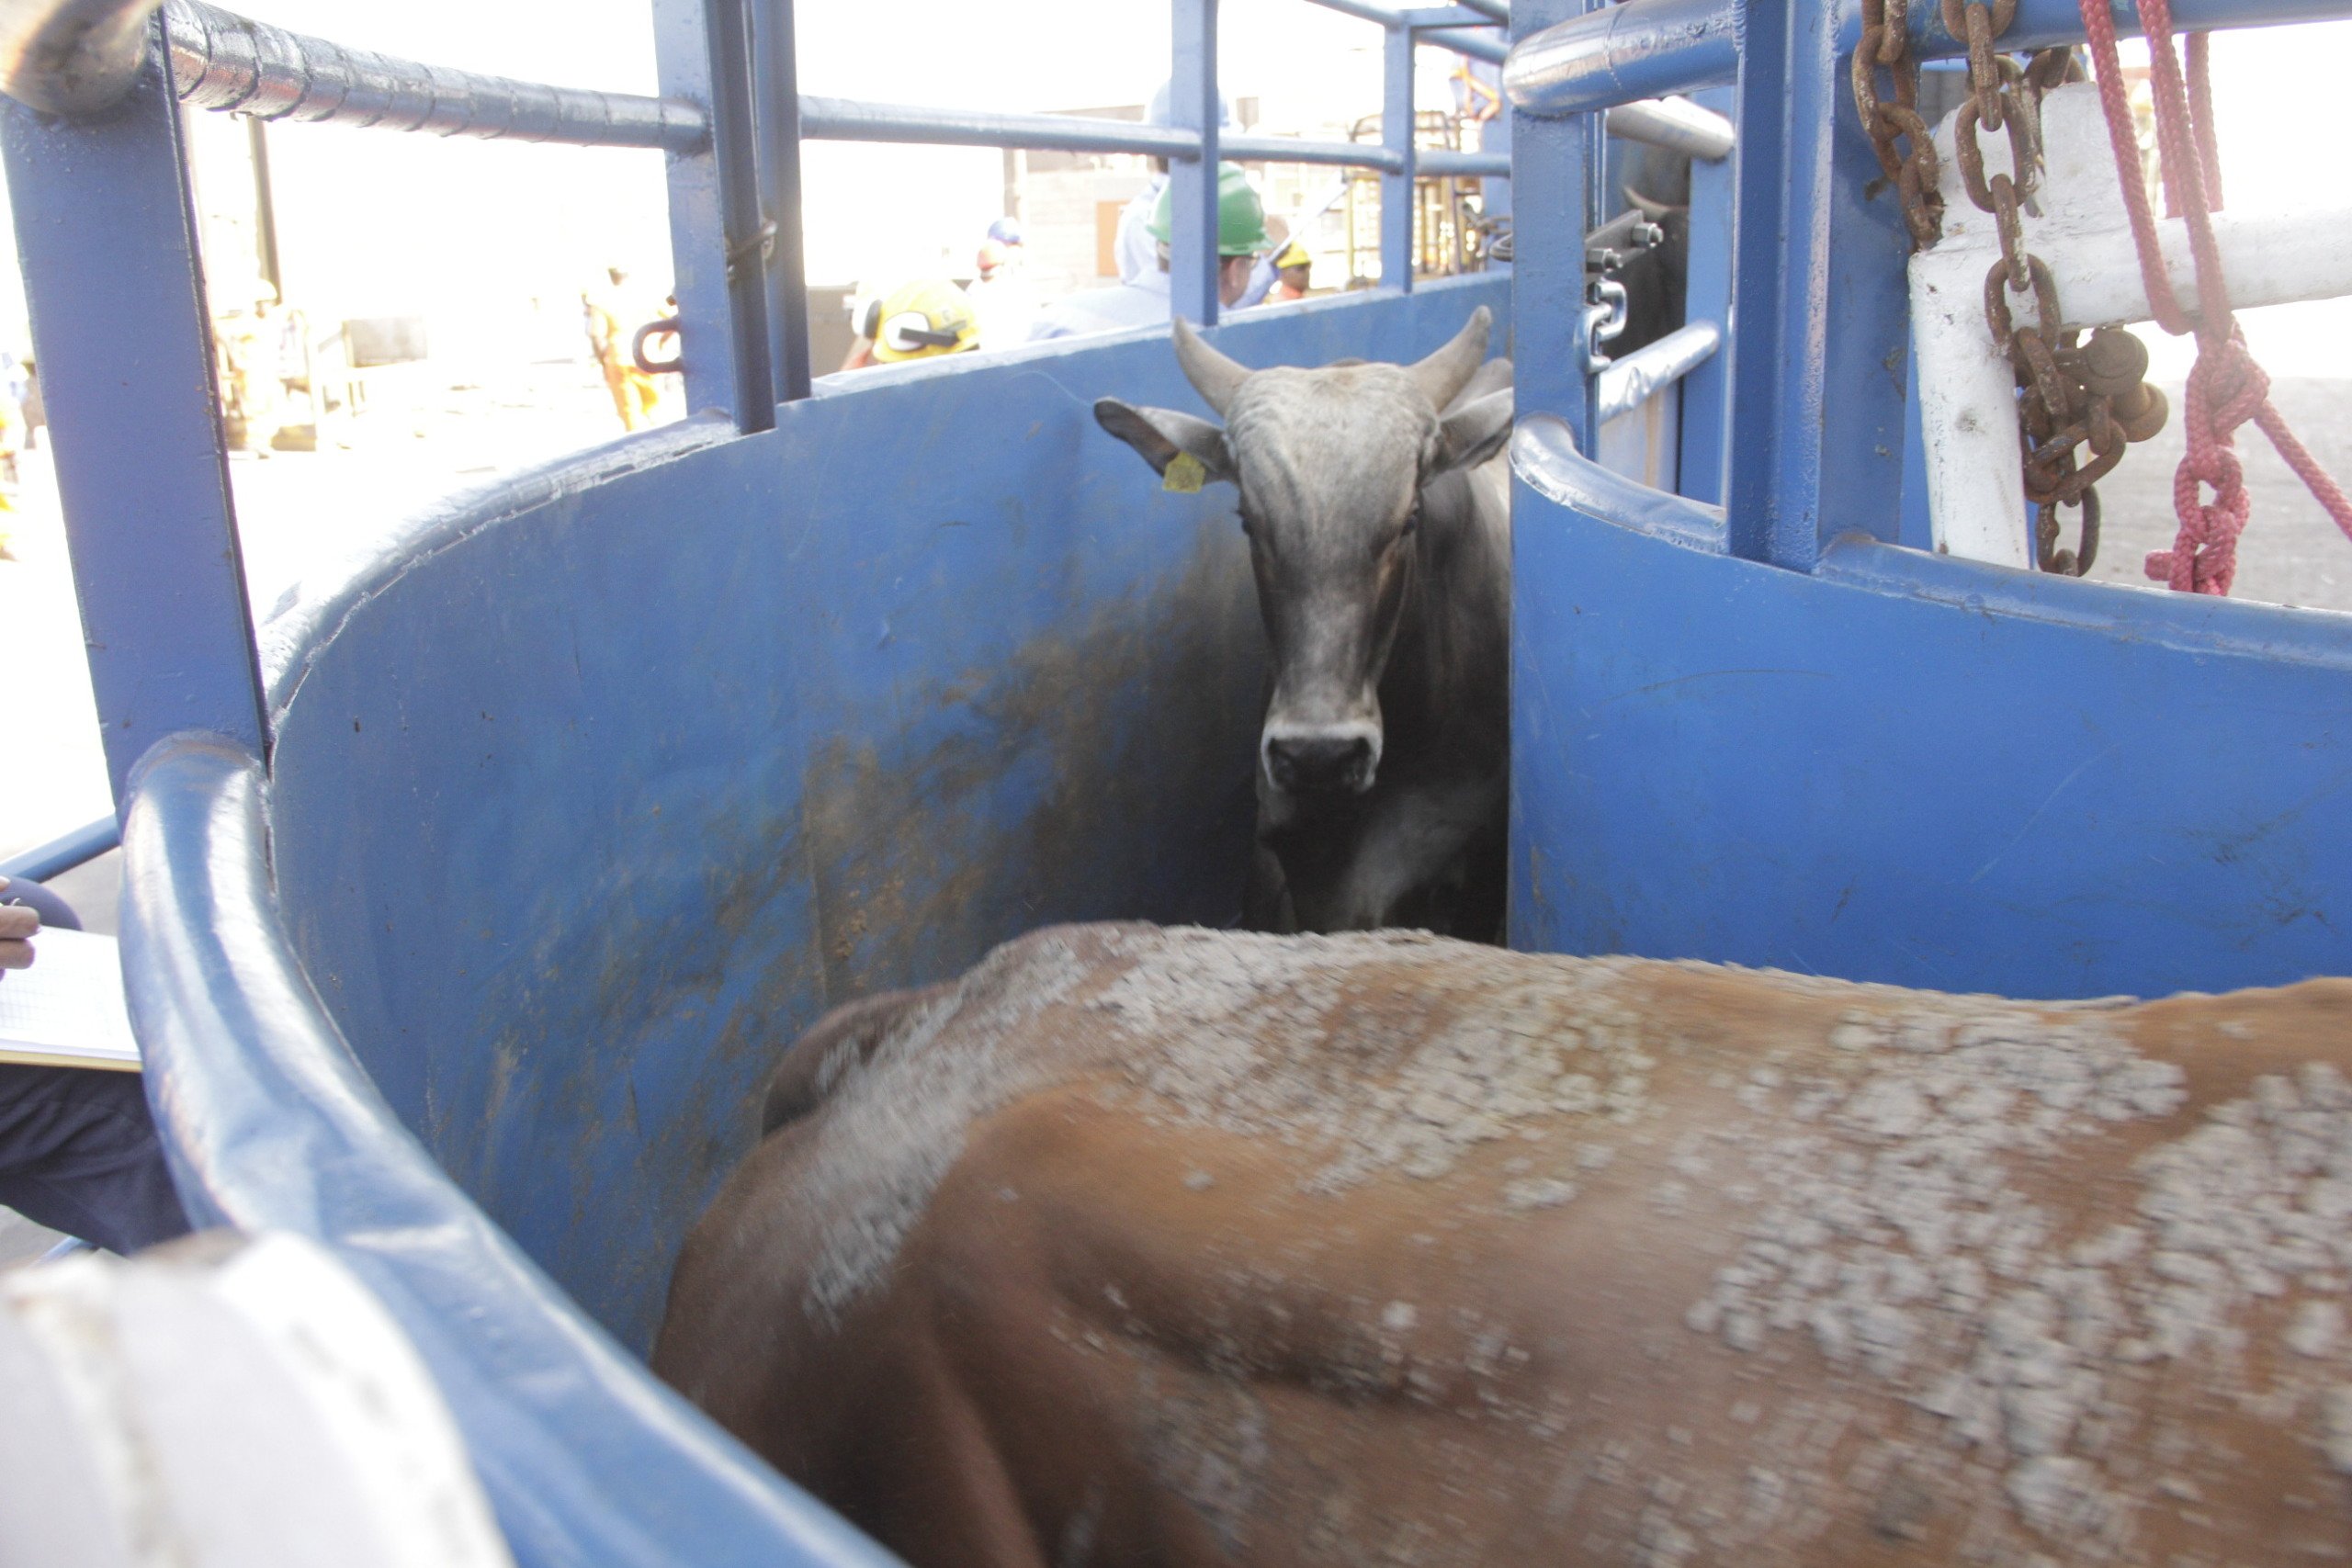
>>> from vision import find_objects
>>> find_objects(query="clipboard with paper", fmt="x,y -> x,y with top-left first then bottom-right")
0,927 -> 141,1072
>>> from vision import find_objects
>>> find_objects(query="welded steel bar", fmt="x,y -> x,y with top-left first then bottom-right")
1593,320 -> 1720,423
1453,0 -> 1510,19
0,817 -> 121,884
1721,2 -> 1913,568
1400,3 -> 1510,61
1506,0 -> 1593,446
1919,0 -> 2352,53
1676,82 -> 1734,504
1398,5 -> 1499,25
653,0 -> 770,431
1509,0 -> 2352,119
1414,26 -> 1509,64
1225,131 -> 1403,171
1301,0 -> 1406,26
1417,146 -> 1509,176
798,96 -> 1202,158
1169,0 -> 1220,325
1,18 -> 266,804
1503,0 -> 1736,118
159,0 -> 707,150
1604,95 -> 1732,161
750,0 -> 809,403
1381,15 -> 1416,292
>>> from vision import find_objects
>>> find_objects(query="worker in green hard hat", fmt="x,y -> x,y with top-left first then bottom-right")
1029,162 -> 1270,341
1148,162 -> 1272,307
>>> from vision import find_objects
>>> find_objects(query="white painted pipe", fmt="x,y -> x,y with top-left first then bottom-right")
1595,320 -> 1721,423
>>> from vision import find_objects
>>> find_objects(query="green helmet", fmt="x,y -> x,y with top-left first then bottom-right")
1147,163 -> 1270,257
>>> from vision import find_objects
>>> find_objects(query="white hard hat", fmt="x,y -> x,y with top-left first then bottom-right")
1145,79 -> 1235,130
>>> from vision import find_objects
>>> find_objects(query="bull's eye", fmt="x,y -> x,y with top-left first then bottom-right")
1398,512 -> 1421,542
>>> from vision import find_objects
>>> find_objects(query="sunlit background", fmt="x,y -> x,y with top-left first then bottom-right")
0,5 -> 2346,883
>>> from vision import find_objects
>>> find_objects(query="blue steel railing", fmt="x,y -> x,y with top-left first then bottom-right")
0,0 -> 1517,818
1505,0 -> 2352,117
1502,0 -> 2350,571
0,817 -> 121,883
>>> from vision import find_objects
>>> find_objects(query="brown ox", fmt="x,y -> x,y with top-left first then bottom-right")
654,924 -> 2352,1566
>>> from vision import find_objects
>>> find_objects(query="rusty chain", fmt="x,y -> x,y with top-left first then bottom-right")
1855,0 -> 2170,575
1853,0 -> 1944,249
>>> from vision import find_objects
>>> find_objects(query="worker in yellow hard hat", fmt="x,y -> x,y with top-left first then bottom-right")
841,278 -> 981,370
1270,238 -> 1314,302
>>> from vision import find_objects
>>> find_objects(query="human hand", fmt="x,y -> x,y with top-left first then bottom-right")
0,875 -> 38,973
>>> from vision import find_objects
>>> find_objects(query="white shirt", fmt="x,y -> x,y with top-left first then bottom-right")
1114,174 -> 1169,287
969,272 -> 1042,351
1236,254 -> 1276,310
1026,270 -> 1173,342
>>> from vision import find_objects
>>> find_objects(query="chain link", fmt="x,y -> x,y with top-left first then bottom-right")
1854,0 -> 1944,249
1857,1 -> 2171,576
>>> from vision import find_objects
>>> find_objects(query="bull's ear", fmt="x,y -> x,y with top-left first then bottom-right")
1094,399 -> 1234,486
1434,386 -> 1513,475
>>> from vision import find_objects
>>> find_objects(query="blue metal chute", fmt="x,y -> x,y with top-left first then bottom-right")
120,276 -> 1512,1562
0,0 -> 1522,1559
121,733 -> 903,1568
1503,0 -> 2352,996
1509,417 -> 2352,998
40,0 -> 2352,1551
249,280 -> 1506,1359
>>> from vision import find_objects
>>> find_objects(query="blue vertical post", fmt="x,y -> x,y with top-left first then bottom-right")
751,0 -> 812,402
1382,23 -> 1416,292
1898,347 -> 1935,549
654,0 -> 773,430
1723,0 -> 1911,566
1169,0 -> 1220,325
1677,84 -> 1736,506
1508,0 -> 1590,440
1482,73 -> 1511,260
0,18 -> 267,807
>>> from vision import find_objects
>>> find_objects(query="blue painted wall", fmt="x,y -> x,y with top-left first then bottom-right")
258,278 -> 1510,1352
1510,427 -> 2352,1000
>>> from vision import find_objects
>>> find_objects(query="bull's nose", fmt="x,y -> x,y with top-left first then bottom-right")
1266,734 -> 1376,795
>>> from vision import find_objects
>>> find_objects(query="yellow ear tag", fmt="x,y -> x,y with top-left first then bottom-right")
1162,451 -> 1208,494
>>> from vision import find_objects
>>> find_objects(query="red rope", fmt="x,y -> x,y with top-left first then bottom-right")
2184,32 -> 2224,211
2077,0 -> 2352,594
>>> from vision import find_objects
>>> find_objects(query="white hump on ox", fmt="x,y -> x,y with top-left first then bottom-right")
1094,307 -> 1513,938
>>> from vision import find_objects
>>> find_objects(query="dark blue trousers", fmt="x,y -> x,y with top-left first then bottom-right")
0,1063 -> 191,1255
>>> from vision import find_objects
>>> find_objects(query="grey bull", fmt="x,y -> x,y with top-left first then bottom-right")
1095,307 -> 1513,937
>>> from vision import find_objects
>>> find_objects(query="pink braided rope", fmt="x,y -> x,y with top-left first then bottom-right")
2077,0 -> 2352,593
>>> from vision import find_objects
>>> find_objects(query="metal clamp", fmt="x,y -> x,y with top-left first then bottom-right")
724,219 -> 776,284
1583,278 -> 1629,374
632,318 -> 683,377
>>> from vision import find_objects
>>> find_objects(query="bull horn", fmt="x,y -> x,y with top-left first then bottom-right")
1171,318 -> 1250,416
1406,305 -> 1492,411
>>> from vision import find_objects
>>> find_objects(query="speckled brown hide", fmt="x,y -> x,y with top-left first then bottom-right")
653,923 -> 2352,1567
